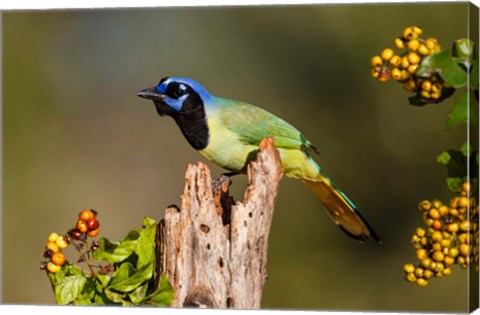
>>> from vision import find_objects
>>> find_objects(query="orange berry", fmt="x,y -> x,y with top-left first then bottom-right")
51,252 -> 66,266
432,220 -> 442,230
87,228 -> 100,237
79,209 -> 95,221
76,220 -> 88,233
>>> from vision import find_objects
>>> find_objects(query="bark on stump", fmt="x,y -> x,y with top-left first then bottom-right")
157,137 -> 283,309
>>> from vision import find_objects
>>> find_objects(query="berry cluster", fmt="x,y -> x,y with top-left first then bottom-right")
43,233 -> 68,273
41,209 -> 100,273
404,182 -> 479,286
71,209 -> 100,239
371,26 -> 445,102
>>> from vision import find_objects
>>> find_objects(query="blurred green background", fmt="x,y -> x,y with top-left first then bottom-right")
2,2 -> 476,312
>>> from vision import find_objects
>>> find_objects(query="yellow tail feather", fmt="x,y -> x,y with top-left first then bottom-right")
304,177 -> 381,243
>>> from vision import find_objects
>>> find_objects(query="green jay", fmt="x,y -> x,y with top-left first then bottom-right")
137,77 -> 380,243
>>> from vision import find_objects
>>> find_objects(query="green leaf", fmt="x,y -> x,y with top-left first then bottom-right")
93,230 -> 140,263
446,90 -> 478,129
453,39 -> 475,59
55,274 -> 86,305
417,50 -> 468,88
128,283 -> 148,304
136,217 -> 157,269
108,262 -> 153,293
447,177 -> 464,193
461,142 -> 471,157
470,61 -> 478,87
145,274 -> 173,306
109,262 -> 136,287
104,288 -> 131,305
436,151 -> 451,165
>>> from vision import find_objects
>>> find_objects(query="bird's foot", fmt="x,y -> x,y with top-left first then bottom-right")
211,174 -> 232,193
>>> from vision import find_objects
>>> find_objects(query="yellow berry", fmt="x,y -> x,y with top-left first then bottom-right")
442,267 -> 452,276
444,256 -> 455,265
460,221 -> 471,231
390,55 -> 402,67
403,27 -> 418,40
47,262 -> 62,273
448,247 -> 459,257
416,227 -> 426,237
440,239 -> 451,247
459,197 -> 469,208
431,83 -> 442,93
424,269 -> 434,279
432,242 -> 442,252
419,200 -> 432,211
371,55 -> 383,67
407,52 -> 421,65
46,241 -> 59,253
421,80 -> 432,92
432,231 -> 443,242
448,223 -> 459,233
462,182 -> 471,193
48,232 -> 60,243
403,79 -> 416,92
55,236 -> 68,249
451,197 -> 459,208
418,44 -> 430,55
421,90 -> 431,99
429,208 -> 440,219
404,263 -> 416,273
381,48 -> 394,61
414,267 -> 424,278
417,249 -> 428,261
433,251 -> 445,262
412,26 -> 423,35
460,244 -> 471,256
394,37 -> 405,49
407,39 -> 420,51
405,273 -> 417,282
432,200 -> 442,209
391,68 -> 402,80
425,38 -> 438,50
408,64 -> 418,74
438,205 -> 449,216
401,56 -> 410,69
416,278 -> 428,287
421,258 -> 432,269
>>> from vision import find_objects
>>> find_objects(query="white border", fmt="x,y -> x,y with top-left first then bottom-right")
0,1 -> 479,315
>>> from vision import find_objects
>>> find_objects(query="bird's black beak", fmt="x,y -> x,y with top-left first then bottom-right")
137,87 -> 166,102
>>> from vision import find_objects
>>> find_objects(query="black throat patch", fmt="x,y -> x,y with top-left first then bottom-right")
170,91 -> 209,151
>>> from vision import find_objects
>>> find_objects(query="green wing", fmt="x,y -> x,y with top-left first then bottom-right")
217,100 -> 319,155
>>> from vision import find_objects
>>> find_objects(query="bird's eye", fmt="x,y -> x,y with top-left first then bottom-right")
174,89 -> 184,98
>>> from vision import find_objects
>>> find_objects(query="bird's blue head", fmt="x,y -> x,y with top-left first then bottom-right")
137,77 -> 212,116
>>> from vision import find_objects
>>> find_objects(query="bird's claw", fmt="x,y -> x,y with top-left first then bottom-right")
211,174 -> 232,193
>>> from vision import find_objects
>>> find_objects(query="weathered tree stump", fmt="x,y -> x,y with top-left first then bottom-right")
157,137 -> 283,309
